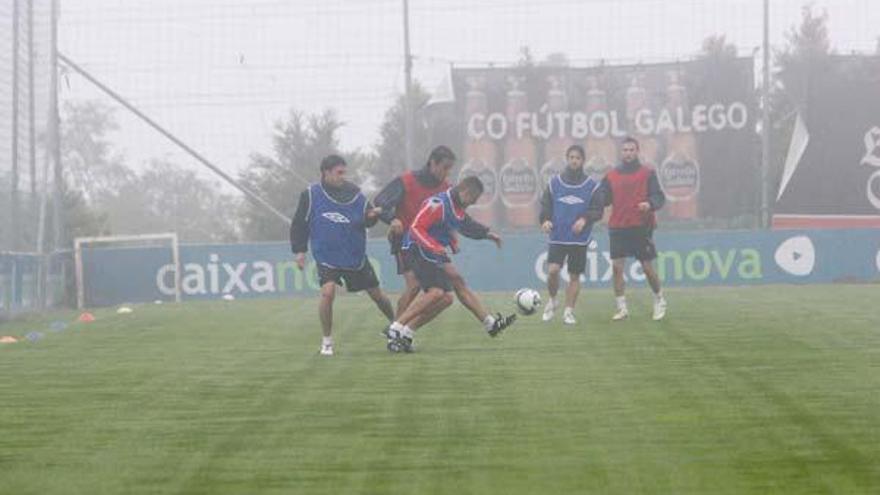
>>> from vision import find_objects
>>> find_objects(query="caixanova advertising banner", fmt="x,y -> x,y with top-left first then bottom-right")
445,59 -> 757,229
80,229 -> 879,307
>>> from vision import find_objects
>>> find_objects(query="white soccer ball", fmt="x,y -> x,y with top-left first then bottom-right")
514,288 -> 542,316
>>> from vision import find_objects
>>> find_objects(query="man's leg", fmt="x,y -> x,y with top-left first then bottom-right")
562,246 -> 586,325
395,271 -> 420,319
318,282 -> 336,354
397,288 -> 447,327
563,271 -> 581,324
445,263 -> 516,336
408,292 -> 454,329
611,258 -> 629,320
641,259 -> 667,320
366,287 -> 395,322
543,263 -> 562,321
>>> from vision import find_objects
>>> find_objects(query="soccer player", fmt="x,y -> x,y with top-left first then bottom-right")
383,176 -> 517,352
290,155 -> 395,356
539,144 -> 599,325
373,145 -> 499,338
590,137 -> 667,321
373,146 -> 455,319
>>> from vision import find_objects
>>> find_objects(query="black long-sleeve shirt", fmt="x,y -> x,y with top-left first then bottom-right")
539,166 -> 590,225
373,168 -> 490,247
586,161 -> 666,225
289,181 -> 377,254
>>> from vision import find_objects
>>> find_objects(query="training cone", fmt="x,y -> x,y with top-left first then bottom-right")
78,312 -> 96,323
0,336 -> 18,344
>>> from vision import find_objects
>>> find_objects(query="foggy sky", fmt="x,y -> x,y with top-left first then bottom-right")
58,0 -> 880,181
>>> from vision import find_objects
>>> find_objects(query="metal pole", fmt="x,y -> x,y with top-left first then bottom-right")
28,0 -> 37,220
761,0 -> 771,228
11,0 -> 21,251
402,0 -> 414,170
51,0 -> 63,252
58,53 -> 292,225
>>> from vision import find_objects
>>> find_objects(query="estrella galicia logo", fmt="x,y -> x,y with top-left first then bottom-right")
875,248 -> 880,274
863,127 -> 880,210
558,195 -> 585,205
774,236 -> 815,276
860,126 -> 880,168
322,212 -> 351,224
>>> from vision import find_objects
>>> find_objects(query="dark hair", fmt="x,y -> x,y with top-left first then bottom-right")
458,175 -> 484,196
565,144 -> 585,159
621,136 -> 640,149
426,145 -> 456,168
320,154 -> 346,172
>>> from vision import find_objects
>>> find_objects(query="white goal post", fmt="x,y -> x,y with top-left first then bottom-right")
74,233 -> 181,309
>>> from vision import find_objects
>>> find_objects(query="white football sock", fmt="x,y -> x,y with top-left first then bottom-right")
390,321 -> 404,332
401,326 -> 414,339
654,291 -> 664,302
322,336 -> 333,346
616,296 -> 627,310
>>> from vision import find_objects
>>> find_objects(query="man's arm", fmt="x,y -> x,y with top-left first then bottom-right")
372,177 -> 405,225
646,170 -> 666,211
409,198 -> 447,254
364,200 -> 381,228
459,214 -> 490,240
289,190 -> 310,254
539,184 -> 553,225
583,177 -> 610,223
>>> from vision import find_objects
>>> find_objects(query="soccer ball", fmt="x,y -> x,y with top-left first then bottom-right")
514,288 -> 542,316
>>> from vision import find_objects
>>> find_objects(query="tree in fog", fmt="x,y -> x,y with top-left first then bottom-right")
60,101 -> 134,205
691,34 -> 759,224
238,109 -> 344,241
102,160 -> 239,243
373,82 -> 432,184
769,6 -> 833,186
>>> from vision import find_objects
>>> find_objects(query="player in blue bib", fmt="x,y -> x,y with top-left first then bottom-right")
290,155 -> 395,356
539,145 -> 598,325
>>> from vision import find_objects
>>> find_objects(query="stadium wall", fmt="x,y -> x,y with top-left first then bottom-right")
78,229 -> 880,307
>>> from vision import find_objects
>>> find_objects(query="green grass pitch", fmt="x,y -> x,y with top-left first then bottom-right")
2,285 -> 879,494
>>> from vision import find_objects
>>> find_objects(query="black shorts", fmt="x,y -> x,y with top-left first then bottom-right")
404,247 -> 452,293
547,244 -> 588,275
389,234 -> 409,275
609,227 -> 657,261
317,260 -> 380,292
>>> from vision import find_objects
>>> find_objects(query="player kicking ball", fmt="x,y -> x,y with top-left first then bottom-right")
383,176 -> 517,353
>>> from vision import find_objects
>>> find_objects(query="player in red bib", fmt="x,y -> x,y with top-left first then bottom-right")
374,146 -> 500,331
590,137 -> 668,321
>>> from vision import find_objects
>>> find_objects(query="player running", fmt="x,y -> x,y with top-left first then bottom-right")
290,155 -> 395,356
590,137 -> 668,321
383,176 -> 517,352
539,144 -> 599,325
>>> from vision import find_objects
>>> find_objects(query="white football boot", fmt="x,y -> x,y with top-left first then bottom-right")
542,298 -> 557,322
319,343 -> 334,356
611,307 -> 629,321
563,307 -> 577,325
652,298 -> 667,321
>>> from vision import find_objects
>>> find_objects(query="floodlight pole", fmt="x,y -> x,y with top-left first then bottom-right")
402,0 -> 414,170
760,0 -> 771,228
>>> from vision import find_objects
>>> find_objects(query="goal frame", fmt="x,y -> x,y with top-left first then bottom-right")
74,232 -> 181,309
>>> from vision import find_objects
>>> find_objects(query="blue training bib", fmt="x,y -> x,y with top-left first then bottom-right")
307,184 -> 367,269
549,174 -> 597,245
